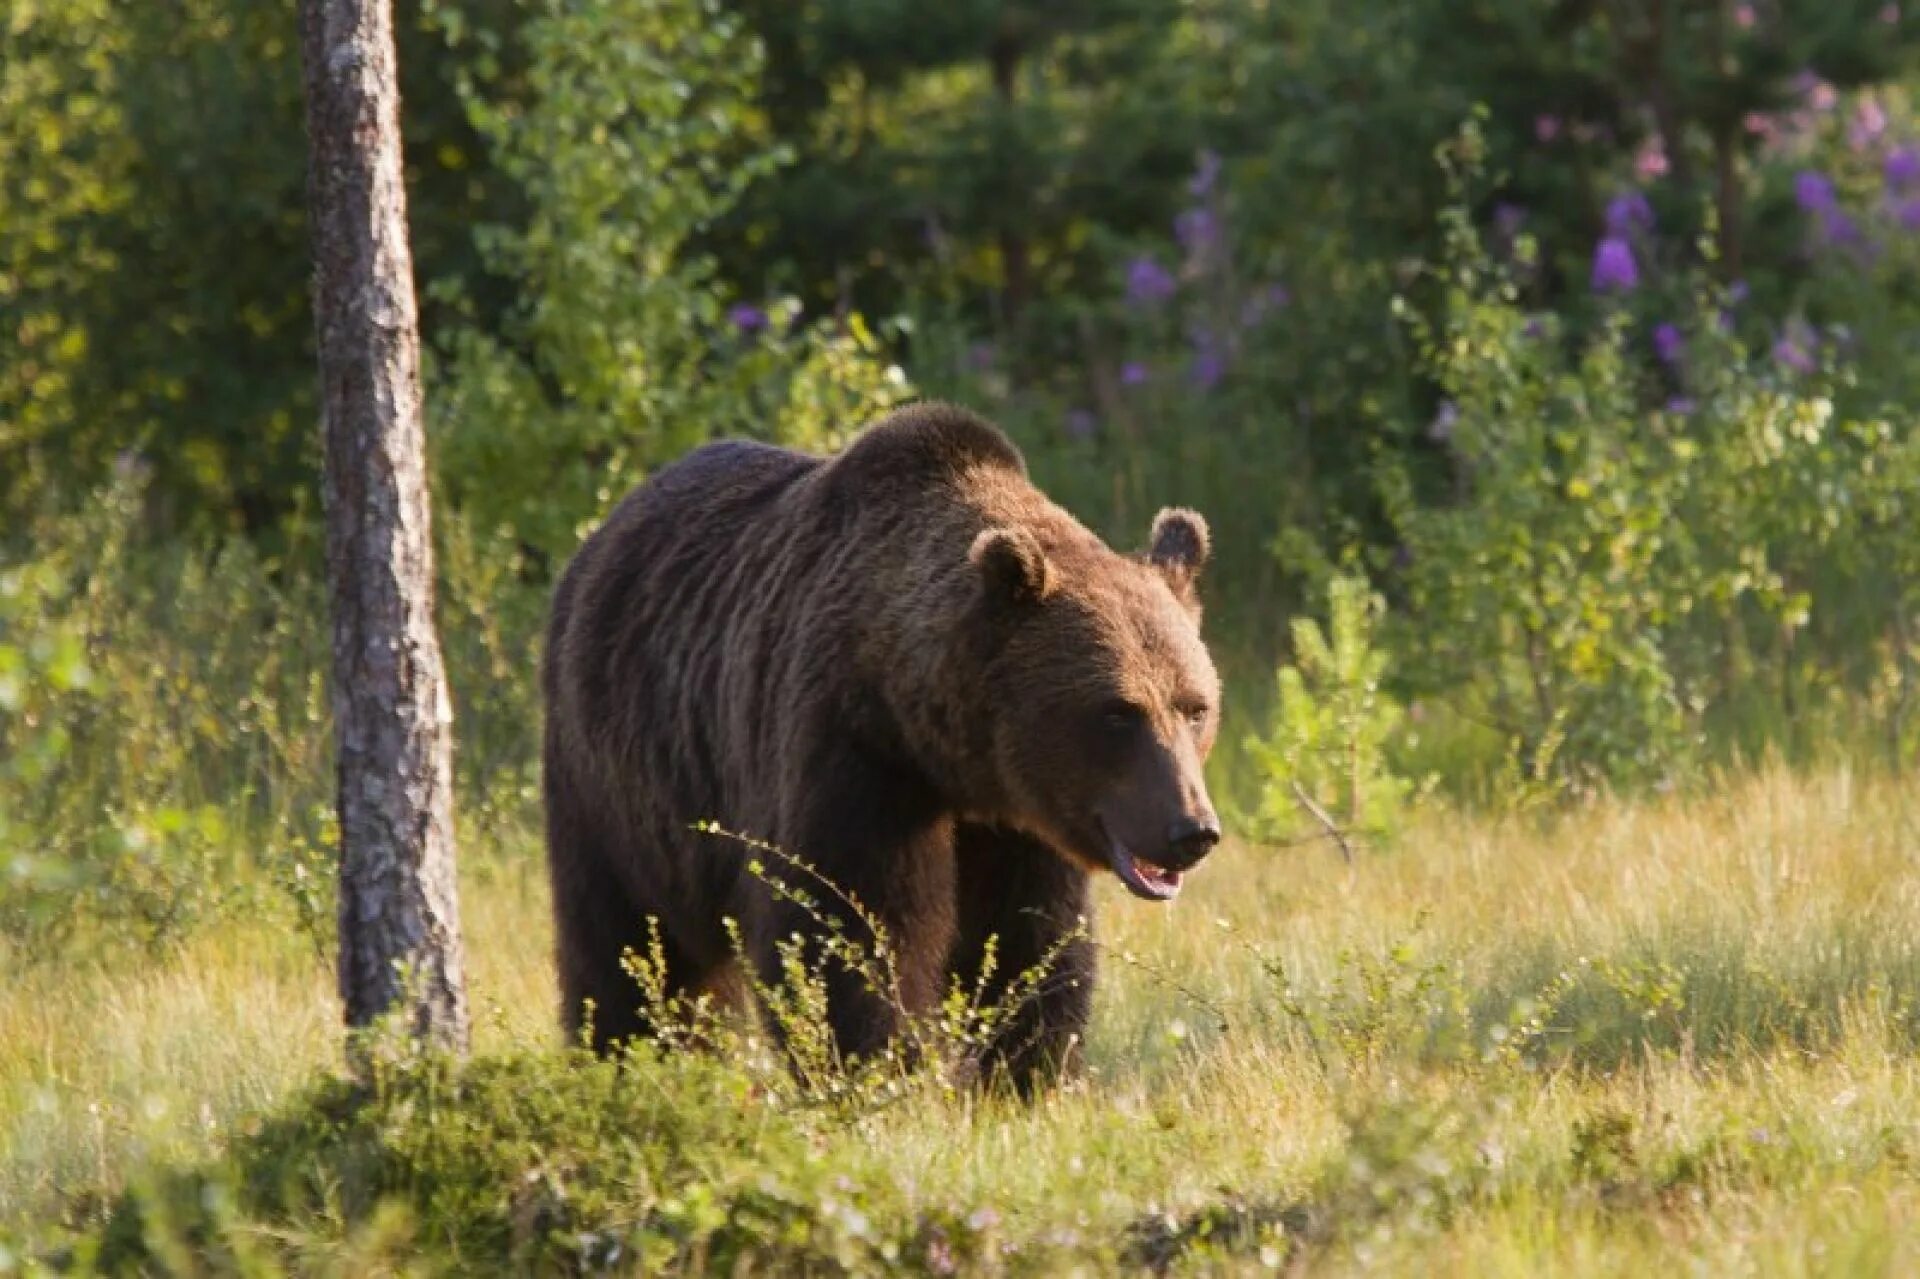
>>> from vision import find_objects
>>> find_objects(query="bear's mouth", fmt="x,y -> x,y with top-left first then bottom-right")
1102,825 -> 1184,902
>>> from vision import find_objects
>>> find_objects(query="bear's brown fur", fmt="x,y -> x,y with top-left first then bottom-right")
542,403 -> 1221,1089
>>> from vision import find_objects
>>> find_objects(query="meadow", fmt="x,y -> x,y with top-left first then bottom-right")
15,0 -> 1920,1271
8,759 -> 1920,1273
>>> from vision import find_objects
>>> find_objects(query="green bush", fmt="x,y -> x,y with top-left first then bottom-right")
1377,134 -> 1920,789
67,864 -> 1096,1275
1243,574 -> 1414,848
84,1047 -> 943,1275
426,0 -> 912,560
0,485 -> 557,961
0,485 -> 333,957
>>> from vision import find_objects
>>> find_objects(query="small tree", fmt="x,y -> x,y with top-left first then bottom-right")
299,0 -> 469,1052
1245,575 -> 1412,848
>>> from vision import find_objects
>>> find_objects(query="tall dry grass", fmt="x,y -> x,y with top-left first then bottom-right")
7,762 -> 1920,1272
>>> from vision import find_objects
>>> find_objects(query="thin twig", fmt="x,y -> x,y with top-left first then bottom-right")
1290,780 -> 1355,866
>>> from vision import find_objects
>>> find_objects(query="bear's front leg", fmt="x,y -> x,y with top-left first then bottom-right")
760,749 -> 959,1071
951,824 -> 1095,1095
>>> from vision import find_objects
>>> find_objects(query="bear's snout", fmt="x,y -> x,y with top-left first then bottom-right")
1162,814 -> 1222,870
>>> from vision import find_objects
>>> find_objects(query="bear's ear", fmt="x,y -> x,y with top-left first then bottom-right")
1147,507 -> 1210,597
970,527 -> 1055,605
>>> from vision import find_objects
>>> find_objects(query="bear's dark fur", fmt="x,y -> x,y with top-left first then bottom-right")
542,403 -> 1221,1089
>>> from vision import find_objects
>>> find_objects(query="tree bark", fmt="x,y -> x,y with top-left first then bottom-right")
299,0 -> 469,1053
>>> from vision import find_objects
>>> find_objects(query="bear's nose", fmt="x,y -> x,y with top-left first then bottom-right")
1163,816 -> 1221,869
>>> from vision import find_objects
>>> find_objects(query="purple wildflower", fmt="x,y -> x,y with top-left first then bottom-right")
1120,361 -> 1151,387
1188,149 -> 1223,198
1729,279 -> 1751,305
965,341 -> 996,372
1665,396 -> 1698,415
1175,207 -> 1221,256
1850,99 -> 1889,151
1189,353 -> 1226,391
1428,400 -> 1459,443
1886,147 -> 1920,190
1606,191 -> 1655,235
1125,256 -> 1177,306
1653,322 -> 1685,365
1735,3 -> 1756,26
1795,171 -> 1838,213
1240,282 -> 1291,328
1895,197 -> 1920,230
1493,202 -> 1527,236
1187,329 -> 1228,392
1523,316 -> 1548,339
1064,408 -> 1098,441
1773,333 -> 1816,374
1535,114 -> 1561,142
1819,207 -> 1864,248
728,303 -> 769,333
1591,235 -> 1640,292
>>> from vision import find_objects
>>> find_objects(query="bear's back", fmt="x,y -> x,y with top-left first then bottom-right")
545,406 -> 1033,822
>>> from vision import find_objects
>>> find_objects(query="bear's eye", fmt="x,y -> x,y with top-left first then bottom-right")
1177,702 -> 1211,732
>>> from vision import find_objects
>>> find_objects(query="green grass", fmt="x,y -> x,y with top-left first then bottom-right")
8,763 -> 1920,1273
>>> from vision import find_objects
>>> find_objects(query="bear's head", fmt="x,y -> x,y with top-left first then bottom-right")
969,508 -> 1221,901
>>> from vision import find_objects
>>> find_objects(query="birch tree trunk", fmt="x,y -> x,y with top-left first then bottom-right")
299,0 -> 469,1052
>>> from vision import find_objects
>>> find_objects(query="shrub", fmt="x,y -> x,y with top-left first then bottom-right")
1243,574 -> 1414,848
73,856 -> 1093,1275
86,1047 -> 917,1274
0,484 -> 333,957
425,0 -> 912,561
1378,130 -> 1920,790
0,485 -> 557,961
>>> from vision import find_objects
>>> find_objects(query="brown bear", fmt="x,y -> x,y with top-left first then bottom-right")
542,402 -> 1221,1090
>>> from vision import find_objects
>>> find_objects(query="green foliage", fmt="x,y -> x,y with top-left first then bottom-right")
0,484 -> 332,957
1375,137 -> 1920,789
1244,575 -> 1414,846
1384,283 -> 1698,786
428,0 -> 913,557
86,1047 -> 934,1275
0,483 -> 553,963
1257,922 -> 1762,1089
773,312 -> 917,455
718,0 -> 1201,328
60,836 -> 1096,1273
0,526 -> 98,919
674,823 -> 1088,1109
0,0 -> 517,538
12,0 -> 1920,800
0,0 -> 132,522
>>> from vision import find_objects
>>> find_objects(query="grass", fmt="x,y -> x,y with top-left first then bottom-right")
8,762 -> 1920,1273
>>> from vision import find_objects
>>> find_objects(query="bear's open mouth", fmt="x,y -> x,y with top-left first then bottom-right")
1103,827 -> 1184,902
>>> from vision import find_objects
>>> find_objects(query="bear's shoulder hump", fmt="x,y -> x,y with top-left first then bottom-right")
831,402 -> 1027,486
